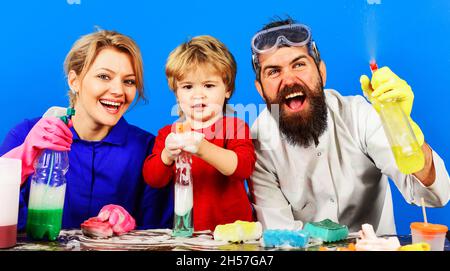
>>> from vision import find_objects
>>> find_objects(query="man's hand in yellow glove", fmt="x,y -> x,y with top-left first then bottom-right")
359,66 -> 424,146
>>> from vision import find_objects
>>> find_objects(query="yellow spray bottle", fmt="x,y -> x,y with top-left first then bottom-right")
369,61 -> 425,174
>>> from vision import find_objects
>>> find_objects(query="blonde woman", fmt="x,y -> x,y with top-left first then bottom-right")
1,30 -> 173,233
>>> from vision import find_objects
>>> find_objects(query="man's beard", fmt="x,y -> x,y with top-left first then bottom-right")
264,80 -> 328,148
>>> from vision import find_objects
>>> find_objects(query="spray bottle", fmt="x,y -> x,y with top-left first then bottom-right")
26,106 -> 75,240
172,122 -> 194,237
369,61 -> 425,174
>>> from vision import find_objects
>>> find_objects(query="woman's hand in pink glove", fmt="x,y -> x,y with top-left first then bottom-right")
3,116 -> 73,182
27,116 -> 73,150
97,204 -> 136,235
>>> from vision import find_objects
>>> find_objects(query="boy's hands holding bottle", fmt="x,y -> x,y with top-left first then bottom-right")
162,131 -> 205,165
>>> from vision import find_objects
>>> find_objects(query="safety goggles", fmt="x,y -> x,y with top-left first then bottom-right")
251,23 -> 312,55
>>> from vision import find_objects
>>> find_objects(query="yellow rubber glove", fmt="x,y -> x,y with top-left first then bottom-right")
360,66 -> 424,146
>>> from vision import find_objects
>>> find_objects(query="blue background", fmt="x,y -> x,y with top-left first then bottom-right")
0,0 -> 448,234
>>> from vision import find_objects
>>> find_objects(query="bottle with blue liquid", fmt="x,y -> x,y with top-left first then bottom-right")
26,107 -> 75,241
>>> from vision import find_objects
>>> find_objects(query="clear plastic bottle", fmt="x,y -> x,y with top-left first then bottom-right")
369,62 -> 425,174
26,107 -> 74,241
26,150 -> 69,240
172,151 -> 194,237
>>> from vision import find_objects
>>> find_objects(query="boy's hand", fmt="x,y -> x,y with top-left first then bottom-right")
180,131 -> 205,154
162,132 -> 184,165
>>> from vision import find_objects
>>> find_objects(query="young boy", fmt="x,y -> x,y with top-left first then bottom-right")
142,35 -> 256,231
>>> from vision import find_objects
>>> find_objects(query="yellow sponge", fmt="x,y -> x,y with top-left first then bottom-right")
214,220 -> 262,243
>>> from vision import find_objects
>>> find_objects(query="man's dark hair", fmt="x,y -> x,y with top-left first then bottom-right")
262,16 -> 296,31
251,16 -> 321,81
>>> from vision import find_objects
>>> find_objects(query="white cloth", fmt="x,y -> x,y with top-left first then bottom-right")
250,89 -> 450,235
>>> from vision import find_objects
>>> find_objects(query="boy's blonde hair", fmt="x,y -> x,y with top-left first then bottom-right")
64,30 -> 145,107
165,35 -> 237,98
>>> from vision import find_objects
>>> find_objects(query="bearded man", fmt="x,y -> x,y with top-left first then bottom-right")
249,18 -> 449,235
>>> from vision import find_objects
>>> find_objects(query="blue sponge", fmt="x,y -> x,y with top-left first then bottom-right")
262,229 -> 310,248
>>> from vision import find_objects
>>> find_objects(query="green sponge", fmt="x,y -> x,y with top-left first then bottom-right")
303,219 -> 349,242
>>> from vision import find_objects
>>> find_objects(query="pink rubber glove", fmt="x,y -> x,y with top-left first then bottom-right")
97,204 -> 136,235
2,116 -> 73,183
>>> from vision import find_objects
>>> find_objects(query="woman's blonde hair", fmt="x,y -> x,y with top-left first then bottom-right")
165,35 -> 237,96
64,30 -> 145,107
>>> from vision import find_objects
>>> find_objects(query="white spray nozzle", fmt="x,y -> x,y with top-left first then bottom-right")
42,106 -> 68,118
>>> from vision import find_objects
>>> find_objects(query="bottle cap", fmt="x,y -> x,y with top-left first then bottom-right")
410,222 -> 448,234
370,59 -> 378,72
66,107 -> 76,117
175,122 -> 191,134
59,108 -> 75,125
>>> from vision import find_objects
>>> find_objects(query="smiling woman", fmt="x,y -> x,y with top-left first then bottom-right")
65,31 -> 145,141
69,48 -> 138,140
0,30 -> 173,232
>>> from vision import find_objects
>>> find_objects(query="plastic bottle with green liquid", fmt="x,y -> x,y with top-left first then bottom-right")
26,107 -> 75,241
369,62 -> 425,174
